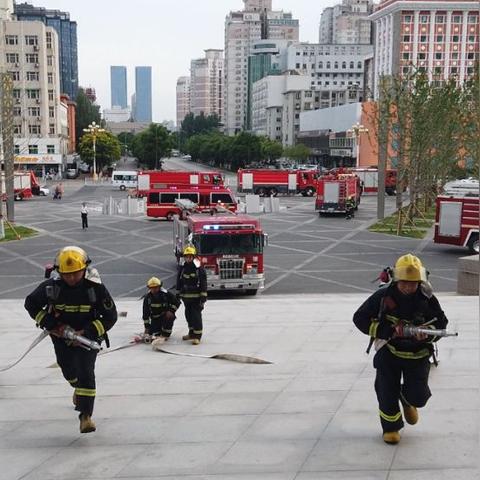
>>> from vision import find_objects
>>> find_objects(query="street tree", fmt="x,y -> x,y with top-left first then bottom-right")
78,131 -> 121,172
117,132 -> 135,157
230,132 -> 262,170
283,144 -> 311,163
75,88 -> 102,142
132,123 -> 172,169
260,137 -> 283,164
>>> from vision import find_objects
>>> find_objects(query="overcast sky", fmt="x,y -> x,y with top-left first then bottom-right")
33,0 -> 335,122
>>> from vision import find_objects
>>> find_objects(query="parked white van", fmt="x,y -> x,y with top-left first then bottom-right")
111,170 -> 138,190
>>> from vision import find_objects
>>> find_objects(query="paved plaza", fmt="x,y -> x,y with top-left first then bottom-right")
0,293 -> 478,479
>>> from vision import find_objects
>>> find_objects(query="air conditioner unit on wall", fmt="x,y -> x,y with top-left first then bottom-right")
34,63 -> 39,68
33,45 -> 39,51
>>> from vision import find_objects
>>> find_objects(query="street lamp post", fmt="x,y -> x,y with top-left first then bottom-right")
83,121 -> 105,181
347,122 -> 368,168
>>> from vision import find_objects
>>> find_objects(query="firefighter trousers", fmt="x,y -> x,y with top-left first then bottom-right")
52,336 -> 98,416
149,311 -> 176,337
373,346 -> 431,433
183,299 -> 203,340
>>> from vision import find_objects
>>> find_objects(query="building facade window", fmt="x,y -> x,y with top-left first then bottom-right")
46,31 -> 52,49
14,124 -> 22,134
28,144 -> 39,153
9,71 -> 20,81
5,35 -> 18,45
26,89 -> 40,99
49,106 -> 55,118
25,53 -> 39,63
49,124 -> 55,134
26,71 -> 39,81
6,53 -> 19,63
47,145 -> 55,153
25,35 -> 38,45
28,106 -> 40,116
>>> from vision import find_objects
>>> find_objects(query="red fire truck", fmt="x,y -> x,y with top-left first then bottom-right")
1,171 -> 38,200
173,200 -> 267,294
146,185 -> 237,220
434,193 -> 479,254
315,172 -> 362,216
137,170 -> 224,197
237,169 -> 319,197
351,168 -> 398,195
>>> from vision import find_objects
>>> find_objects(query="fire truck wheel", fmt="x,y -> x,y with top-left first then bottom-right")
304,187 -> 315,197
119,185 -> 126,191
166,212 -> 175,221
385,187 -> 395,196
245,289 -> 257,296
255,187 -> 266,197
269,188 -> 278,197
467,234 -> 479,254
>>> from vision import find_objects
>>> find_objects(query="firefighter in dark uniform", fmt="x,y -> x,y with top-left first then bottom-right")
24,246 -> 117,434
353,254 -> 448,444
142,276 -> 180,341
176,245 -> 207,345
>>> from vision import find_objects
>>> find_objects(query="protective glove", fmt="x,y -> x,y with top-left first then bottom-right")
82,323 -> 101,340
39,312 -> 58,331
376,322 -> 395,340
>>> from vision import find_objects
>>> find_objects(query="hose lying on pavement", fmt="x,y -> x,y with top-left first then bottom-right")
0,330 -> 49,372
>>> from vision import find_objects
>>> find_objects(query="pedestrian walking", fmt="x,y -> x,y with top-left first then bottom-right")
142,276 -> 180,342
353,253 -> 448,445
24,246 -> 117,433
176,246 -> 207,345
81,202 -> 88,229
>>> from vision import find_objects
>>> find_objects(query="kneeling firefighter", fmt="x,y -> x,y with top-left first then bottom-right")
142,276 -> 180,341
176,246 -> 207,345
24,246 -> 117,434
353,254 -> 448,445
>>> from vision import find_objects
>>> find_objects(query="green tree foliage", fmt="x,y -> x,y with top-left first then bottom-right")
75,88 -> 102,143
132,123 -> 172,169
78,131 -> 121,173
230,132 -> 262,170
460,71 -> 480,177
117,132 -> 135,156
181,112 -> 221,138
283,144 -> 311,162
260,137 -> 283,163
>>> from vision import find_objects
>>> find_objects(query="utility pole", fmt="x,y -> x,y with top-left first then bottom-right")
1,71 -> 15,223
377,75 -> 390,220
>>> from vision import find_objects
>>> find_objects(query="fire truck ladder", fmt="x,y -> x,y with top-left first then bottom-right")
174,198 -> 236,218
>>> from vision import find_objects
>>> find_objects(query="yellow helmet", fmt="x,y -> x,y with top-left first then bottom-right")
147,276 -> 162,288
393,254 -> 427,282
183,245 -> 196,256
55,246 -> 89,273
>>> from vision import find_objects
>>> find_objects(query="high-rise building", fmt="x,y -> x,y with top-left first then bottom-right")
110,66 -> 127,108
14,2 -> 78,100
319,0 -> 373,45
0,0 -> 13,20
176,76 -> 190,128
134,66 -> 152,122
370,0 -> 479,97
224,0 -> 299,134
246,39 -> 291,129
190,49 -> 223,119
0,18 -> 69,175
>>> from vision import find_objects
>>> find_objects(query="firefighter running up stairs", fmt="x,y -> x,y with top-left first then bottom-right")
176,245 -> 207,345
143,276 -> 180,345
352,254 -> 449,445
24,246 -> 118,434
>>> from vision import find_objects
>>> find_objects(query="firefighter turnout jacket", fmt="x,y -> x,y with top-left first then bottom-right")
353,283 -> 448,359
24,277 -> 117,342
142,289 -> 181,328
176,261 -> 207,302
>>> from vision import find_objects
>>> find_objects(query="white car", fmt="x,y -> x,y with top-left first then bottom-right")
38,185 -> 50,196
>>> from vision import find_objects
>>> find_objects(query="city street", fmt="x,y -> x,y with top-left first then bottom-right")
0,158 -> 461,299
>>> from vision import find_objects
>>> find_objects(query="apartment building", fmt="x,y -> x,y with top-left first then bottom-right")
190,49 -> 223,119
224,0 -> 298,135
176,76 -> 190,128
1,18 -> 68,175
370,0 -> 479,96
319,0 -> 373,45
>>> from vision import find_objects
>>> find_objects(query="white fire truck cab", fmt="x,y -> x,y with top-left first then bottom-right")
173,200 -> 267,294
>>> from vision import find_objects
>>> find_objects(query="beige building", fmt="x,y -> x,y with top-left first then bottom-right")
176,76 -> 190,128
224,0 -> 299,135
0,18 -> 68,175
190,49 -> 223,119
319,0 -> 373,45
